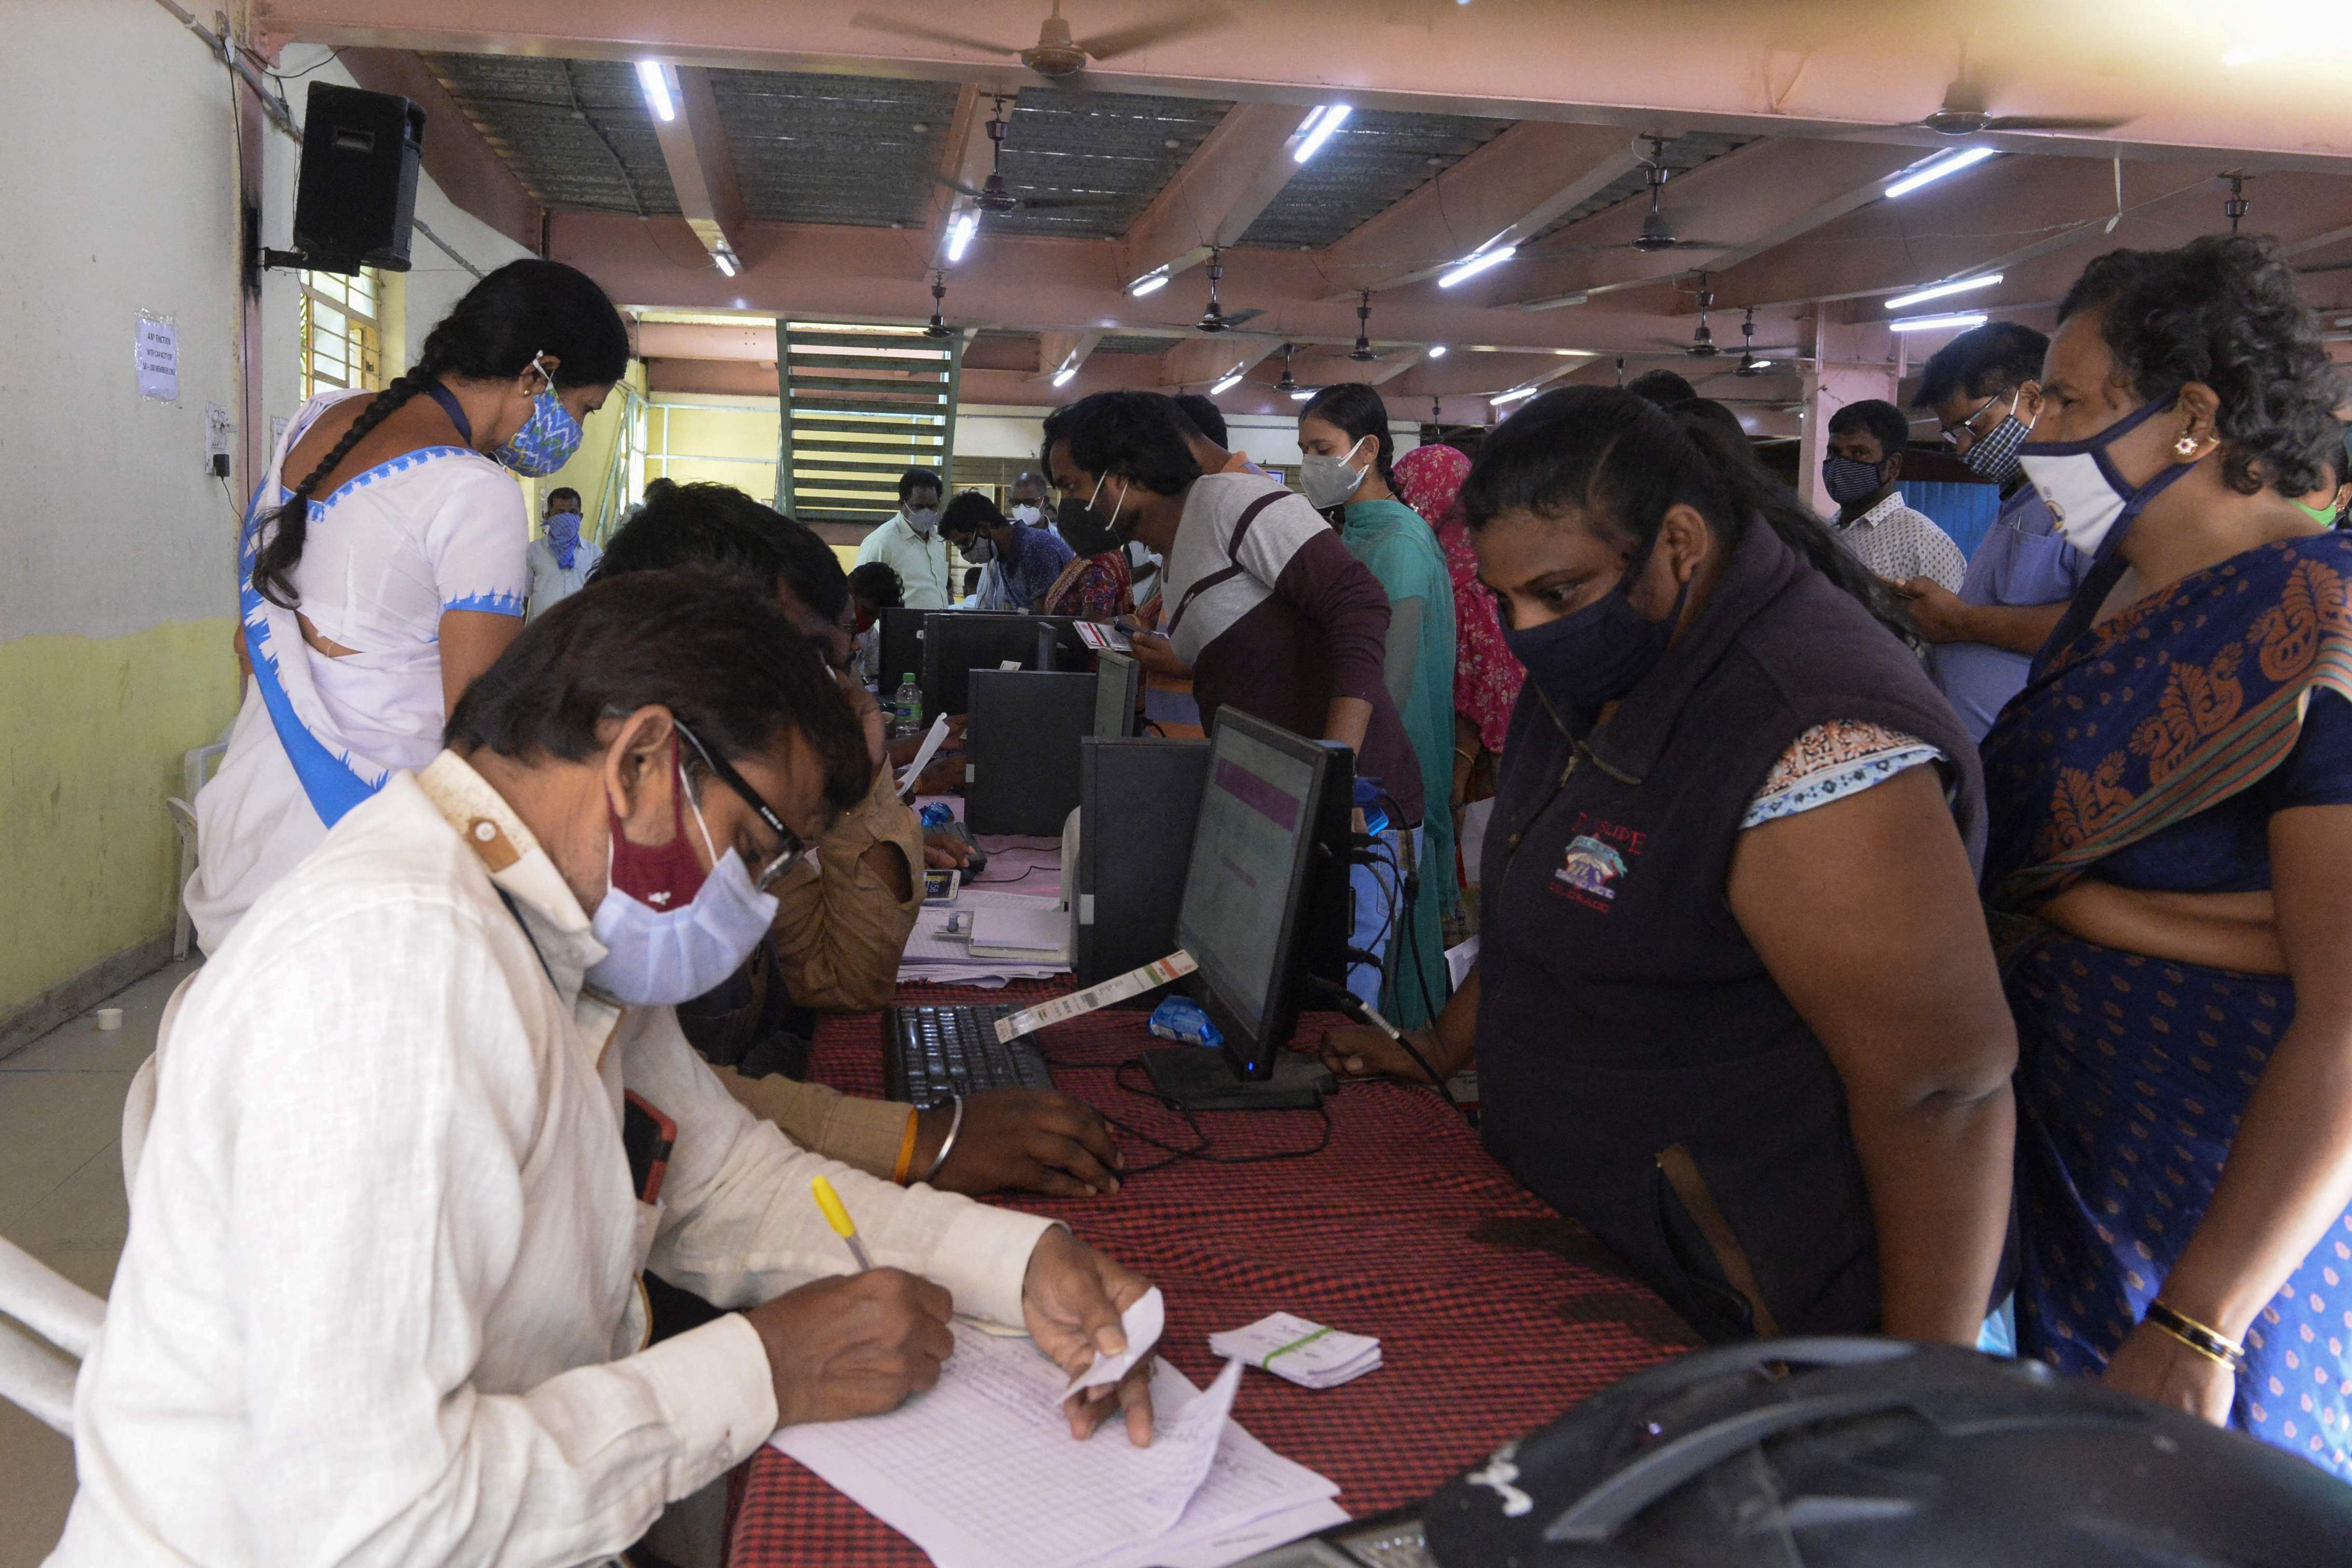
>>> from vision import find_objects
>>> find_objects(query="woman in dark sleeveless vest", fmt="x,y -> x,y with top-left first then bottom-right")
1321,388 -> 2017,1345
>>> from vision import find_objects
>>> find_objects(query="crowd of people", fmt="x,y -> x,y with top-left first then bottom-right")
53,229 -> 2352,1561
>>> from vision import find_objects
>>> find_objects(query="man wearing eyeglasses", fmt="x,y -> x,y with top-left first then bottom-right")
55,570 -> 1158,1568
1892,321 -> 2088,741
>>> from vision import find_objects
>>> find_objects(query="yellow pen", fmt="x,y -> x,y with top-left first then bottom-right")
810,1175 -> 874,1272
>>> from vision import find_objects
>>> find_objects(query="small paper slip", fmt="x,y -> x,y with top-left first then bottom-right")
969,906 -> 1072,961
896,715 -> 953,800
1064,1288 -> 1164,1403
1208,1313 -> 1382,1390
774,1320 -> 1340,1568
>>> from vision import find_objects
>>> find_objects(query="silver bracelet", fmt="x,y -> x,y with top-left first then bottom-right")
921,1096 -> 965,1184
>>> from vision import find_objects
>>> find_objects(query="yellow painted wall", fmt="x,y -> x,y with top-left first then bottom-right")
0,622 -> 242,1008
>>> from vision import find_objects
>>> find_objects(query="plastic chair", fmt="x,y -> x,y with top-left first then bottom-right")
169,739 -> 229,961
0,1233 -> 103,1437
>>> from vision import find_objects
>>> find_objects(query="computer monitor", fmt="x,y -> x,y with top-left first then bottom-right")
1147,710 -> 1351,1109
878,607 -> 928,695
1094,651 -> 1139,740
920,613 -> 1060,716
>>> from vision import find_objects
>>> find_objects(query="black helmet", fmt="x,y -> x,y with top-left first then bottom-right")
1420,1338 -> 2352,1566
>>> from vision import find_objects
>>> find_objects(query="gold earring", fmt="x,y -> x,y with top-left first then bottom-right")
2174,434 -> 2201,457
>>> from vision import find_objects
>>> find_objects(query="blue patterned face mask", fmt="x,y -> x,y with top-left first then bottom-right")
495,359 -> 584,477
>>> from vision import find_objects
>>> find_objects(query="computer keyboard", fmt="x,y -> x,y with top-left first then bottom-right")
882,1004 -> 1053,1108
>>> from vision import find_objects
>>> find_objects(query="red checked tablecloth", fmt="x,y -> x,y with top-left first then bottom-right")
726,983 -> 1696,1565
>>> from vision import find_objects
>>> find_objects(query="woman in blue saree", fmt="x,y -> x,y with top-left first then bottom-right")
1983,234 -> 2352,1475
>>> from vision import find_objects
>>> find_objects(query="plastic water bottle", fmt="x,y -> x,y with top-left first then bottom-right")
893,674 -> 923,740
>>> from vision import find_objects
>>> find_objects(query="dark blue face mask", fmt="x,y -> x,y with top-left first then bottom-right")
1822,454 -> 1887,507
1503,539 -> 1690,737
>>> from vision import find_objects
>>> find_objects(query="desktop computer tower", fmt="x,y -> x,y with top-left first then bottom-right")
1073,739 -> 1212,987
965,670 -> 1098,835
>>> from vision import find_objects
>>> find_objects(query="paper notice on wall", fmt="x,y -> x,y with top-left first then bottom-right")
136,314 -> 178,401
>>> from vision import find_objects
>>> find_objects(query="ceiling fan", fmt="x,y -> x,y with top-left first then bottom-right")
1194,248 -> 1264,333
1543,137 -> 1738,257
1273,343 -> 1317,400
1349,292 -> 1380,362
923,272 -> 953,340
852,1 -> 1228,82
934,97 -> 1115,213
1720,309 -> 1801,377
1897,78 -> 2129,137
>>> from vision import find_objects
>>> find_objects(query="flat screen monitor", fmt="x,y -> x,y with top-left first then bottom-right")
920,613 -> 1059,716
878,607 -> 928,695
1173,710 -> 1338,1085
1094,651 -> 1139,740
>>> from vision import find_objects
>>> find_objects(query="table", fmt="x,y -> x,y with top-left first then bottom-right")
727,983 -> 1697,1565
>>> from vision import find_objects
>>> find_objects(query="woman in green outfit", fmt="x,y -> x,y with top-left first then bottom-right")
1299,383 -> 1458,1029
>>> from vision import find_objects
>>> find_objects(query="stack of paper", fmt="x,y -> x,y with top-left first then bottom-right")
969,906 -> 1071,964
896,891 -> 1071,987
774,1303 -> 1345,1568
1209,1314 -> 1382,1391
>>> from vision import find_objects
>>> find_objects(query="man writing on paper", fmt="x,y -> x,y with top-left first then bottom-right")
52,571 -> 1154,1568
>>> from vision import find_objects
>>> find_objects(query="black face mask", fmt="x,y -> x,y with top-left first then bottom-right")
1056,474 -> 1127,557
1501,540 -> 1689,737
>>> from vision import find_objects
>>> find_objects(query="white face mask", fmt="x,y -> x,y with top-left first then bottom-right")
905,505 -> 939,534
1009,503 -> 1044,525
2015,397 -> 2195,561
583,757 -> 780,1006
962,536 -> 997,563
1299,435 -> 1371,509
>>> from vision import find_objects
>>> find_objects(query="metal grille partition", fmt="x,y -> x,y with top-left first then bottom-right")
774,322 -> 962,529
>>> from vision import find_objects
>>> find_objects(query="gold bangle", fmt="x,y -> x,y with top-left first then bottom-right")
891,1107 -> 921,1185
2145,1299 -> 2246,1370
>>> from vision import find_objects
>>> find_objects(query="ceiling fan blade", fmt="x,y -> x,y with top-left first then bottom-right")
1074,9 -> 1229,61
849,11 -> 1021,53
930,173 -> 987,199
2296,259 -> 2352,275
1219,307 -> 1267,327
1015,196 -> 1122,210
1663,239 -> 1739,250
1982,114 -> 2131,133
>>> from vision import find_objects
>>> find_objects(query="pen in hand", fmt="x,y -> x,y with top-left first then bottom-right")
810,1174 -> 875,1272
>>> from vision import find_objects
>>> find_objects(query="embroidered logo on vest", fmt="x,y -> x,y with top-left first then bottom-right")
1552,814 -> 1647,910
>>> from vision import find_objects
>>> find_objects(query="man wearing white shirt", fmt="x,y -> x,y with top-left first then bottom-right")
50,571 -> 1153,1568
852,468 -> 953,609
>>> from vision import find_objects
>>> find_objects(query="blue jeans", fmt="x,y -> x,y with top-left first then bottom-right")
1344,827 -> 1418,1014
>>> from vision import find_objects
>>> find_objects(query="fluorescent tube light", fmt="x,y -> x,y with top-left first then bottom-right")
1427,344 -> 1447,358
1888,311 -> 1990,334
635,61 -> 676,123
1293,104 -> 1350,164
1884,273 -> 2001,310
1884,147 -> 1997,199
1052,367 -> 1078,387
945,212 -> 978,263
1210,372 -> 1243,394
1288,387 -> 1316,401
1439,245 -> 1517,289
713,251 -> 738,278
1127,270 -> 1169,298
1492,385 -> 1540,407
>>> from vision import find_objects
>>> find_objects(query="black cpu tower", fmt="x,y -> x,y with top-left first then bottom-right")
293,84 -> 426,273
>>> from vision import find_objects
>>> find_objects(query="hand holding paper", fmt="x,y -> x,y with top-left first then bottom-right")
1020,1228 -> 1159,1445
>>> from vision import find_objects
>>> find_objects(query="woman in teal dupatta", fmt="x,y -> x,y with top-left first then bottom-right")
1300,384 -> 1457,1029
1982,235 -> 2352,1477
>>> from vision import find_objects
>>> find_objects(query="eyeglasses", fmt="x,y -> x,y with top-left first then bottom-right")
671,718 -> 807,892
1939,388 -> 2020,448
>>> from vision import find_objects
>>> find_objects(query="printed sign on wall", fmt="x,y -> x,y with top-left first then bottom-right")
136,312 -> 178,401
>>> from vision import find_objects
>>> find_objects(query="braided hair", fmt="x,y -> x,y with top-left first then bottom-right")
252,259 -> 630,609
1299,382 -> 1398,492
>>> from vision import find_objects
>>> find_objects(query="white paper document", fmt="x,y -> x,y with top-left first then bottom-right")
1208,1314 -> 1382,1391
970,905 -> 1073,962
898,893 -> 1071,986
1063,1288 -> 1165,1403
897,715 -> 953,799
774,1322 -> 1341,1568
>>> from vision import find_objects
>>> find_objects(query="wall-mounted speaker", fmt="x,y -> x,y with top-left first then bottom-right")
291,83 -> 425,273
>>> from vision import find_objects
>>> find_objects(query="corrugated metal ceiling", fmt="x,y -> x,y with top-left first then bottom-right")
984,91 -> 1232,240
712,71 -> 961,228
422,53 -> 676,215
1239,108 -> 1512,251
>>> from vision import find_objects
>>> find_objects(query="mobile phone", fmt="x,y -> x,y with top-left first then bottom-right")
923,868 -> 961,905
622,1092 -> 677,1206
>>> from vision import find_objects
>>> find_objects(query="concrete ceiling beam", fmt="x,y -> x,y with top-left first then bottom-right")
252,0 -> 2352,165
1033,329 -> 1103,384
1117,102 -> 1318,295
1317,120 -> 1649,300
643,63 -> 748,270
1157,335 -> 1283,390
